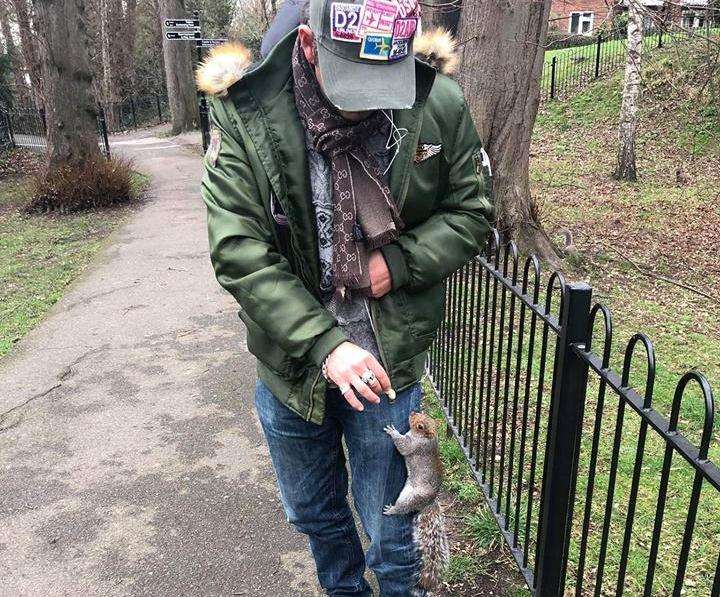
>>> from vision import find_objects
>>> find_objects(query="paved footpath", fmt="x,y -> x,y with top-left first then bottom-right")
0,127 -> 321,596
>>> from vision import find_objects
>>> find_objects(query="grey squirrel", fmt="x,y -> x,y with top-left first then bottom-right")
383,412 -> 449,592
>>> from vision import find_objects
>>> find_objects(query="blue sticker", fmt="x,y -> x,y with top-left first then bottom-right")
360,33 -> 392,60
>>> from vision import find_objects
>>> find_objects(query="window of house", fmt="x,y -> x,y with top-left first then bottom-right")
569,11 -> 595,35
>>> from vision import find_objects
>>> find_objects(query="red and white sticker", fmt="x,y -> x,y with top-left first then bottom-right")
358,0 -> 399,35
395,0 -> 418,17
392,16 -> 417,40
331,2 -> 363,42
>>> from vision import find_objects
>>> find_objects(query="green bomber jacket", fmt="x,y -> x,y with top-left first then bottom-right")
199,30 -> 494,424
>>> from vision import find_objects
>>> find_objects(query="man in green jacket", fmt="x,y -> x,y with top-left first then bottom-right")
199,0 -> 493,592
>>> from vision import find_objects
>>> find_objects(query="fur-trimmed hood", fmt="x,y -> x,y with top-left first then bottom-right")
196,27 -> 459,96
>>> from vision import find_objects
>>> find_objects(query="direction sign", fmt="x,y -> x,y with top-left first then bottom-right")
164,18 -> 200,29
196,38 -> 227,48
165,31 -> 201,40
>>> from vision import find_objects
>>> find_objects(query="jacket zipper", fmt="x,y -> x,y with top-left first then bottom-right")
365,299 -> 396,401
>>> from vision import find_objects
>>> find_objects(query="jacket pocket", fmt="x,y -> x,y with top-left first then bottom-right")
237,309 -> 302,380
395,282 -> 446,339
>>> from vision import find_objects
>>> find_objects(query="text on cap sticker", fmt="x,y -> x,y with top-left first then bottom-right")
360,33 -> 393,60
358,0 -> 399,36
331,2 -> 363,42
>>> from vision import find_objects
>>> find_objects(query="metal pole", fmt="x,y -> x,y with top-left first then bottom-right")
130,97 -> 137,129
594,33 -> 602,78
550,56 -> 557,100
6,111 -> 16,148
534,282 -> 592,597
658,27 -> 663,48
156,94 -> 162,122
98,107 -> 111,158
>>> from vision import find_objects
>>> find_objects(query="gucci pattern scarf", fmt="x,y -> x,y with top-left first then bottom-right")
291,39 -> 403,293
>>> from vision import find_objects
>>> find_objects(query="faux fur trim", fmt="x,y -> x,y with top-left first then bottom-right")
195,28 -> 459,96
196,42 -> 253,96
413,28 -> 459,75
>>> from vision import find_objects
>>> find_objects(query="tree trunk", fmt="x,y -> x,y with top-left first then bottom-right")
9,0 -> 44,108
457,0 -> 559,264
158,0 -> 197,134
33,0 -> 102,167
614,0 -> 643,182
0,0 -> 30,105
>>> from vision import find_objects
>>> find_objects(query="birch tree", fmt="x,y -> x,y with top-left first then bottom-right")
7,0 -> 43,108
457,0 -> 559,262
614,0 -> 644,181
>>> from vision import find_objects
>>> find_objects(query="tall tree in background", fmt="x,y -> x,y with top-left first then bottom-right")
457,0 -> 559,262
158,0 -> 197,133
10,0 -> 44,108
0,0 -> 29,105
33,0 -> 102,167
615,0 -> 643,181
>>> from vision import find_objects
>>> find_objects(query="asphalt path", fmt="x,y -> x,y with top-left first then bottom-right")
0,127 -> 321,596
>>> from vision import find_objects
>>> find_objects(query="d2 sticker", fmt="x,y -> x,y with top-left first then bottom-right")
389,38 -> 409,60
358,0 -> 398,35
331,2 -> 363,42
360,33 -> 392,60
392,16 -> 417,40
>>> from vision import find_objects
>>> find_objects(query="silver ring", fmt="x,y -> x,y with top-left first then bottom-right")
338,383 -> 352,394
360,370 -> 377,386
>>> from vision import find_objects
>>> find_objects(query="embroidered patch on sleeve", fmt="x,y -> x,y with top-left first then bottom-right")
360,33 -> 393,60
205,128 -> 221,167
414,143 -> 442,164
331,2 -> 363,42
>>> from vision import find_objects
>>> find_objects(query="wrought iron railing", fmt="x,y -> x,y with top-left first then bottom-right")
428,230 -> 719,596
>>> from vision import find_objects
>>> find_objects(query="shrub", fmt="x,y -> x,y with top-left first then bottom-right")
27,156 -> 137,214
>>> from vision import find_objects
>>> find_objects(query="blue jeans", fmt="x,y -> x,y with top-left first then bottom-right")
254,380 -> 426,596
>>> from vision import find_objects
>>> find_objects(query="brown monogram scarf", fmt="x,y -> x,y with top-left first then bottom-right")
291,39 -> 403,293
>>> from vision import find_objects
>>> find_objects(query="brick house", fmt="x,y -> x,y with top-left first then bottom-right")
549,0 -> 715,35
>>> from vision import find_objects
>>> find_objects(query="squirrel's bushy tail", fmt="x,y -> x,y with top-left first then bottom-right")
414,500 -> 449,592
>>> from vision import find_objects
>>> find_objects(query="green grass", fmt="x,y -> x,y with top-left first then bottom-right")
426,35 -> 720,595
0,172 -> 142,358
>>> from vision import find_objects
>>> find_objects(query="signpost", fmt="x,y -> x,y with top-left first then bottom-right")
163,11 -> 220,151
195,38 -> 227,48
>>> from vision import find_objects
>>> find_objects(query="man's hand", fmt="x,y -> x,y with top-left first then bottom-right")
369,250 -> 392,298
325,341 -> 392,411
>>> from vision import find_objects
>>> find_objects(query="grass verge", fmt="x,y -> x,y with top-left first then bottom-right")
0,155 -> 147,358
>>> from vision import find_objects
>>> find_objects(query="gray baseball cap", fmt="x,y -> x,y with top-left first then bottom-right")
309,0 -> 420,111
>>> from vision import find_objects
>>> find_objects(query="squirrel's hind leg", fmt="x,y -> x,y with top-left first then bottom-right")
383,485 -> 433,516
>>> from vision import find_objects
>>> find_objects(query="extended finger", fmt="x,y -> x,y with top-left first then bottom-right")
341,384 -> 365,411
365,357 -> 391,392
350,374 -> 381,405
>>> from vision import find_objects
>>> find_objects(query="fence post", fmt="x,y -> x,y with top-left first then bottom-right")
535,282 -> 592,596
5,111 -> 16,148
198,92 -> 210,151
98,107 -> 111,158
130,98 -> 138,129
658,28 -> 663,48
594,34 -> 602,78
550,56 -> 557,100
156,94 -> 162,123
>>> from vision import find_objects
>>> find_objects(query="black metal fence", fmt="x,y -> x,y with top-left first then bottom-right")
101,93 -> 169,133
0,108 -> 111,157
428,230 -> 719,596
540,26 -> 716,103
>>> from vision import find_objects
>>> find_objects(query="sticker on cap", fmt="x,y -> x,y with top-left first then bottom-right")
358,0 -> 398,35
392,16 -> 417,40
360,33 -> 392,60
389,38 -> 409,60
396,0 -> 418,17
331,2 -> 363,42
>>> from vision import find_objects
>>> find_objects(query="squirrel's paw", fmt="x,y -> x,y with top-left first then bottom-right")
383,504 -> 396,516
383,424 -> 398,436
